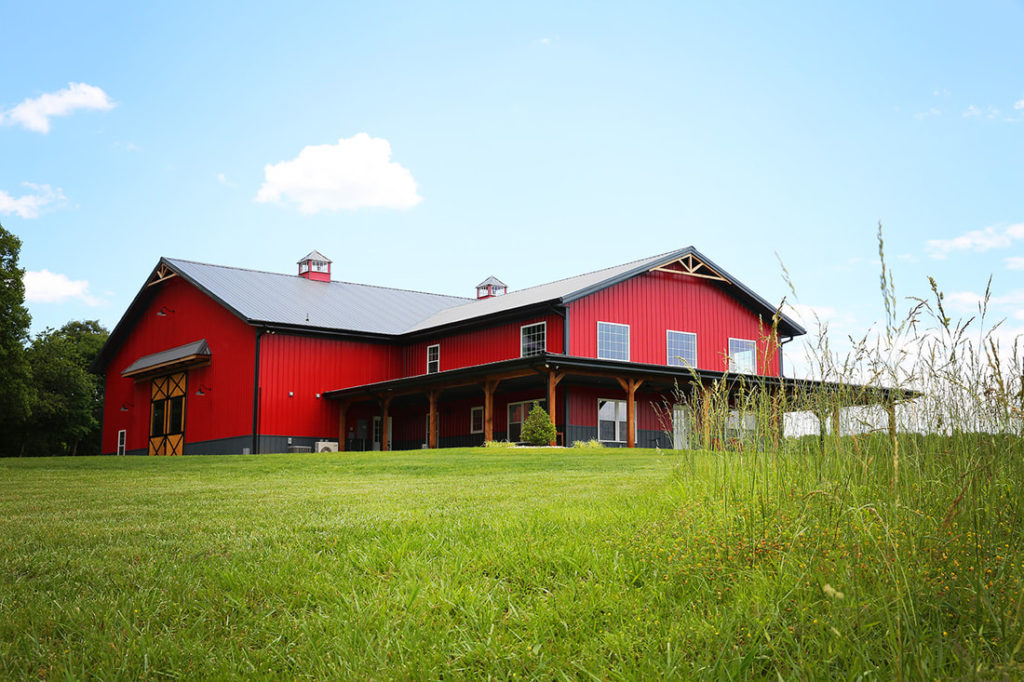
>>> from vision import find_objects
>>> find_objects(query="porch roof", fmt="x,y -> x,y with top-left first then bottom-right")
322,353 -> 910,405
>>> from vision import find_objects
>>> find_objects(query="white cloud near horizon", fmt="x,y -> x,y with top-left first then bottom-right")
1005,256 -> 1024,270
1015,99 -> 1024,111
23,270 -> 103,306
945,289 -> 1024,314
0,183 -> 66,219
926,222 -> 1024,259
255,133 -> 423,213
0,83 -> 114,133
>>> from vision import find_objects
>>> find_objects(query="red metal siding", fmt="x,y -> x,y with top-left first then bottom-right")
258,334 -> 401,438
568,385 -> 666,431
402,314 -> 563,377
101,277 -> 257,454
567,272 -> 780,376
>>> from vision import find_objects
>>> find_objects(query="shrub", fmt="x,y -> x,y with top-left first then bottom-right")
571,439 -> 604,449
520,402 -> 557,445
483,440 -> 512,448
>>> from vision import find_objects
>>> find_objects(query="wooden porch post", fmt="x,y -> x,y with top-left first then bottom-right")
381,396 -> 391,452
337,401 -> 348,452
428,390 -> 439,449
547,370 -> 564,446
483,379 -> 499,443
616,377 -> 643,448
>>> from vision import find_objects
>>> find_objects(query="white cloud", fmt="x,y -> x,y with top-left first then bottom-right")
216,173 -> 237,187
0,183 -> 66,219
255,133 -> 422,213
963,105 -> 982,118
23,270 -> 102,306
1006,256 -> 1024,270
1015,99 -> 1024,111
0,83 -> 114,133
926,222 -> 1024,259
945,289 -> 1024,314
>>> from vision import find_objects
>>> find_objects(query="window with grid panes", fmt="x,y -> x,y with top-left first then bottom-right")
667,330 -> 697,368
520,322 -> 546,357
597,322 -> 629,361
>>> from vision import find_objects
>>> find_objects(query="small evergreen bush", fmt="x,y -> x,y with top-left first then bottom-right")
520,402 -> 557,445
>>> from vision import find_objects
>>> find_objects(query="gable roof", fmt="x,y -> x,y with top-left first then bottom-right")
95,247 -> 804,371
404,246 -> 805,337
298,250 -> 331,263
165,258 -> 468,334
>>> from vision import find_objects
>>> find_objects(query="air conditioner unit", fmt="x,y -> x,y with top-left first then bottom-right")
315,440 -> 339,453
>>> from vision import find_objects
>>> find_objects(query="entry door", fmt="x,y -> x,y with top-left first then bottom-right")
672,404 -> 691,450
371,416 -> 393,451
149,372 -> 186,456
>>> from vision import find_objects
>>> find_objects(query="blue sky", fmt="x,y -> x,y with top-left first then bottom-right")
2,1 -> 1022,376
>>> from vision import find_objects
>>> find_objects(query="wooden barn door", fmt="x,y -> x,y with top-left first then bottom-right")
149,372 -> 187,456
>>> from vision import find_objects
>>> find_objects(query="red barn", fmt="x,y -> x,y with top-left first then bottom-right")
94,247 -> 809,455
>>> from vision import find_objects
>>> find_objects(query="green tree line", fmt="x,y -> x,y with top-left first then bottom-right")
1,222 -> 108,457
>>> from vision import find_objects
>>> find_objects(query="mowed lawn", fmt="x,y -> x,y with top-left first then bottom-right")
1,447 -> 1021,679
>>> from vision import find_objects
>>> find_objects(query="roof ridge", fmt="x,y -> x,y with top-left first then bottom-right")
436,248 -> 681,313
164,257 -> 471,301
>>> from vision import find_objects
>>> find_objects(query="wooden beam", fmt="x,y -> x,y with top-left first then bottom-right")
428,390 -> 439,449
483,379 -> 499,443
616,377 -> 643,448
381,396 -> 391,452
547,371 -> 564,445
337,401 -> 349,452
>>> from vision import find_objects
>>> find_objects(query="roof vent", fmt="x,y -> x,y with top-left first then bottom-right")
476,275 -> 507,299
298,250 -> 331,282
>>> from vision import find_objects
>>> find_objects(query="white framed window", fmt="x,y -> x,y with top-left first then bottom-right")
470,406 -> 484,434
507,399 -> 546,442
520,322 -> 547,357
666,330 -> 697,368
426,344 -> 440,374
728,338 -> 757,374
597,399 -> 634,443
597,322 -> 630,361
117,429 -> 126,456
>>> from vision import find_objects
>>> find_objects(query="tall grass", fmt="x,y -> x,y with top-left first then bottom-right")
661,226 -> 1024,676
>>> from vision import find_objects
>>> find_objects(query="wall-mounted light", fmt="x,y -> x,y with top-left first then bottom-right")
315,393 -> 321,399
195,384 -> 212,396
156,306 -> 175,317
288,391 -> 294,397
120,402 -> 134,411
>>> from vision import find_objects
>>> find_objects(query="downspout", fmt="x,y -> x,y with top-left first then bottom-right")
779,336 -> 793,377
252,328 -> 264,454
556,303 -> 570,443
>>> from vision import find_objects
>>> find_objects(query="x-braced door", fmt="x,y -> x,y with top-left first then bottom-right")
149,372 -> 186,456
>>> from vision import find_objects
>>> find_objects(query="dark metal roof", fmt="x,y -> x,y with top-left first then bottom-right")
166,258 -> 469,335
122,339 -> 211,377
323,352 -> 910,404
298,250 -> 331,263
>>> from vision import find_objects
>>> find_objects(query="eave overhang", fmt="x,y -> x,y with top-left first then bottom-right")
323,352 -> 912,405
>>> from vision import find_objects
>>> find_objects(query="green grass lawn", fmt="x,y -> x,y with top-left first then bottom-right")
1,446 -> 1022,679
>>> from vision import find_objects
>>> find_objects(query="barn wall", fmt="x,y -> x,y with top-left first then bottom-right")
101,276 -> 257,455
257,333 -> 401,441
402,313 -> 563,377
567,271 -> 781,376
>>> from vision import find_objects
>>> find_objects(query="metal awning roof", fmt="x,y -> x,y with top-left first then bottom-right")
121,339 -> 211,379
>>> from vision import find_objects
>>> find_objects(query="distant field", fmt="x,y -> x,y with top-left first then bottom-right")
1,445 -> 1021,679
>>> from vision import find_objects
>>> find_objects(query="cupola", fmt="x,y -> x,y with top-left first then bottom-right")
476,275 -> 507,299
297,250 -> 331,282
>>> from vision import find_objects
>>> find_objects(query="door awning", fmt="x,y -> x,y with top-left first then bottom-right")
122,339 -> 211,379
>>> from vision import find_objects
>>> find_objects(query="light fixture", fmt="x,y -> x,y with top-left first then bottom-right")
288,391 -> 294,397
195,384 -> 212,396
156,306 -> 175,317
315,393 -> 321,399
120,402 -> 134,411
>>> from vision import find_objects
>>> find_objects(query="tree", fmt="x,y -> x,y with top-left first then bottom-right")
23,320 -> 109,456
520,402 -> 557,446
0,222 -> 33,456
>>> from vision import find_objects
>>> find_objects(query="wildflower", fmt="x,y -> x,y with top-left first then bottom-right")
822,584 -> 845,600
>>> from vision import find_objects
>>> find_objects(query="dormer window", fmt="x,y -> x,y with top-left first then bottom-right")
475,275 -> 507,299
297,250 -> 332,282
